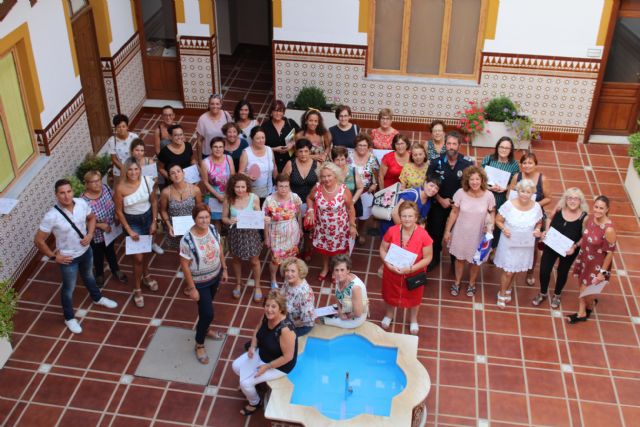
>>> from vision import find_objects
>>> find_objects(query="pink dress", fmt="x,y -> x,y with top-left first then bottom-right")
311,184 -> 349,256
573,217 -> 616,286
371,128 -> 399,150
448,189 -> 496,263
263,193 -> 302,263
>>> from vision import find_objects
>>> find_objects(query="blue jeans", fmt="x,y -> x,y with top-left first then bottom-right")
59,249 -> 103,320
195,273 -> 221,344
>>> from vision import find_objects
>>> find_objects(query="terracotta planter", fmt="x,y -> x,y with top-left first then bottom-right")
472,121 -> 530,150
0,337 -> 12,369
625,159 -> 640,217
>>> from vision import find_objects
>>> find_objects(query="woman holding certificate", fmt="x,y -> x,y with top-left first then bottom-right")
222,174 -> 264,302
200,136 -> 235,226
114,158 -> 159,308
494,179 -> 543,309
239,126 -> 278,205
533,188 -> 588,309
444,166 -> 496,298
568,195 -> 617,324
159,164 -> 203,250
323,255 -> 369,329
379,201 -> 433,335
179,203 -> 228,364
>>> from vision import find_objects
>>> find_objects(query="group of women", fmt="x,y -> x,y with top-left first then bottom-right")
93,99 -> 616,417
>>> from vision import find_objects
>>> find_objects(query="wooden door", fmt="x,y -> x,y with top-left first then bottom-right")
592,8 -> 640,135
135,0 -> 182,100
71,6 -> 112,152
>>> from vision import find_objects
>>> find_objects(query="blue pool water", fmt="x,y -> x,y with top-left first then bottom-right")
288,335 -> 406,420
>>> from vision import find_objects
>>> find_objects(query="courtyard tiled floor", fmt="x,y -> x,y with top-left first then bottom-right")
2,45 -> 640,426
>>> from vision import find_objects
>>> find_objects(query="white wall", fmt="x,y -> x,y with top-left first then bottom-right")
483,0 -> 604,58
273,0 -> 365,45
0,0 -> 81,126
108,0 -> 136,53
235,0 -> 269,46
177,0 -> 210,37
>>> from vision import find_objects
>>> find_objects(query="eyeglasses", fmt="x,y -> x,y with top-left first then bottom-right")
85,179 -> 101,184
498,145 -> 511,150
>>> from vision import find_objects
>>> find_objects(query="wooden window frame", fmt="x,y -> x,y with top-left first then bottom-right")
0,49 -> 39,195
367,0 -> 489,80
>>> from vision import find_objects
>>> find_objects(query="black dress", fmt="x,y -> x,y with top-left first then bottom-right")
256,315 -> 297,373
158,143 -> 194,184
329,124 -> 359,149
290,159 -> 318,204
262,118 -> 300,172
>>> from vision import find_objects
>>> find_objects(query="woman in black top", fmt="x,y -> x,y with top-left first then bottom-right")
232,290 -> 297,416
282,139 -> 318,261
328,105 -> 359,149
533,188 -> 589,309
157,124 -> 196,185
262,100 -> 300,172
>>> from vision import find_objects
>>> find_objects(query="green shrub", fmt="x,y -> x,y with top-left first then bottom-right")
629,124 -> 640,174
75,153 -> 111,182
67,175 -> 85,197
0,268 -> 17,342
485,96 -> 517,122
293,86 -> 328,110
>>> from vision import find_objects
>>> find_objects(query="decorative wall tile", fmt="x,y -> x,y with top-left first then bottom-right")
274,42 -> 600,134
179,35 -> 218,109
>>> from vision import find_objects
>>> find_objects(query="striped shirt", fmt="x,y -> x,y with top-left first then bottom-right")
481,155 -> 520,209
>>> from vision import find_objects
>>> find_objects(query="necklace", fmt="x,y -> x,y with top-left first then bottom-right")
323,184 -> 339,195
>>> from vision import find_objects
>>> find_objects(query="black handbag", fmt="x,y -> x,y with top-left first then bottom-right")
406,272 -> 427,290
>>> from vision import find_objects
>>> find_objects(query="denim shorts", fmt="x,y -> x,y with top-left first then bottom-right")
124,209 -> 153,235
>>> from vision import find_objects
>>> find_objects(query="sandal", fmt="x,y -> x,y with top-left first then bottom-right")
232,286 -> 241,299
466,284 -> 477,297
504,289 -> 512,303
253,288 -> 263,303
550,294 -> 561,309
450,283 -> 460,297
317,272 -> 328,283
586,299 -> 599,318
381,316 -> 392,330
240,399 -> 262,416
496,292 -> 508,309
195,344 -> 209,364
207,329 -> 225,341
567,313 -> 588,324
133,289 -> 144,308
532,293 -> 548,306
142,275 -> 159,292
409,322 -> 419,335
526,275 -> 535,287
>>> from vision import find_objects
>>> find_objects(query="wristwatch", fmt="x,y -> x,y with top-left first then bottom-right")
49,250 -> 58,260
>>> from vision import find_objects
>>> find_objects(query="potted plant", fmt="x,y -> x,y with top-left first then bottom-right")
506,114 -> 540,151
286,86 -> 338,128
456,100 -> 488,143
624,124 -> 640,217
75,153 -> 111,184
0,270 -> 17,369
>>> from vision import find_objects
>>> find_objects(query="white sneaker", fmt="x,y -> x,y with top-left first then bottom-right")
65,318 -> 83,334
152,243 -> 165,255
95,297 -> 118,309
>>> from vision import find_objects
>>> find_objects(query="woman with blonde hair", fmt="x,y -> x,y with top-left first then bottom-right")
305,162 -> 357,282
494,179 -> 543,309
532,188 -> 589,308
279,258 -> 315,336
444,166 -> 496,297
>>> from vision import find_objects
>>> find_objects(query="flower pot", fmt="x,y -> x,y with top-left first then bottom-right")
0,336 -> 12,369
285,109 -> 338,129
625,159 -> 640,217
471,121 -> 531,150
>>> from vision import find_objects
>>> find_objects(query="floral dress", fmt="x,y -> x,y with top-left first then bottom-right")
228,193 -> 263,260
573,217 -> 616,286
263,193 -> 302,263
167,186 -> 196,249
399,163 -> 428,189
311,184 -> 349,255
281,280 -> 315,328
348,152 -> 379,191
370,128 -> 399,150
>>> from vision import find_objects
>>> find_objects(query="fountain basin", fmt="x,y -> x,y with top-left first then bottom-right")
265,322 -> 430,426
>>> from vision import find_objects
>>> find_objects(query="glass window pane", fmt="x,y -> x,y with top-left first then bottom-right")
141,0 -> 177,57
0,120 -> 15,192
372,0 -> 404,70
0,52 -> 34,168
68,0 -> 88,15
407,0 -> 445,74
446,0 -> 482,75
604,18 -> 640,83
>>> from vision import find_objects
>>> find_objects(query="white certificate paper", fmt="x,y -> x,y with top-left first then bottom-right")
509,190 -> 536,201
348,237 -> 356,256
141,163 -> 158,178
484,166 -> 511,188
104,223 -> 123,247
507,229 -> 535,248
372,149 -> 392,165
183,165 -> 201,184
125,235 -> 152,254
580,280 -> 608,298
384,243 -> 417,269
236,210 -> 265,229
208,197 -> 223,213
172,215 -> 195,236
314,305 -> 338,317
0,197 -> 19,215
544,227 -> 574,256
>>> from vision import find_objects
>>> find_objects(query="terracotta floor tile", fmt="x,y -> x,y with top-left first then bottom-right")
437,386 -> 477,418
486,333 -> 522,360
522,337 -> 559,363
0,398 -> 18,425
111,415 -> 152,427
621,405 -> 640,427
488,391 -> 529,424
439,306 -> 474,330
15,403 -> 63,427
10,336 -> 57,364
439,328 -> 475,355
483,311 -> 519,335
526,367 -> 566,397
58,409 -> 102,426
519,314 -> 556,338
74,318 -> 114,343
438,360 -> 476,388
56,341 -> 100,369
529,396 -> 571,427
574,373 -> 617,403
89,346 -> 134,374
613,377 -> 640,406
580,402 -> 623,427
487,364 -> 526,393
605,345 -> 640,371
19,281 -> 58,305
207,397 -> 247,426
105,323 -> 148,348
599,321 -> 639,346
32,374 -> 80,406
70,379 -> 117,411
156,390 -> 202,424
118,385 -> 164,418
0,368 -> 35,400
